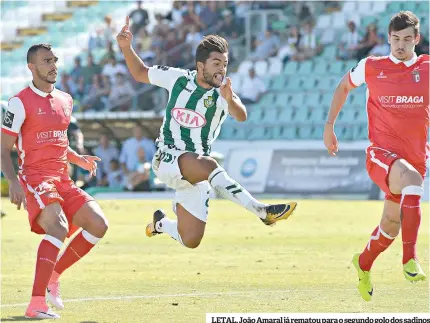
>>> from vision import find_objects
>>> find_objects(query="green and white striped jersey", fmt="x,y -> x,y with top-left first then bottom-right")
148,65 -> 231,156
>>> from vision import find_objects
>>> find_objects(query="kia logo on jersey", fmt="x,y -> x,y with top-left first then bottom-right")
171,108 -> 207,129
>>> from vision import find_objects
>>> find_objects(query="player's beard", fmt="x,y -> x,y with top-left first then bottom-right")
35,67 -> 57,84
203,67 -> 222,88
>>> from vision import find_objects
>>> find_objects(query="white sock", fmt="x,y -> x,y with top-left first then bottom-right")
156,217 -> 185,246
208,167 -> 267,219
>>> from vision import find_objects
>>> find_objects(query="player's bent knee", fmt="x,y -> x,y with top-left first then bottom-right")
37,203 -> 69,240
180,234 -> 203,249
402,170 -> 423,187
197,155 -> 218,173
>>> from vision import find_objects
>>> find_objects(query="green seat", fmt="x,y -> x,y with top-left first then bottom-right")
328,61 -> 344,75
260,93 -> 275,105
274,93 -> 289,107
297,61 -> 313,75
293,107 -> 308,122
287,77 -> 302,91
298,125 -> 312,139
247,105 -> 264,122
313,61 -> 329,75
283,61 -> 298,75
321,93 -> 332,106
312,125 -> 324,140
305,93 -> 321,107
290,93 -> 305,107
278,108 -> 294,121
262,109 -> 279,123
387,2 -> 403,12
272,75 -> 287,90
301,75 -> 317,91
322,45 -> 336,58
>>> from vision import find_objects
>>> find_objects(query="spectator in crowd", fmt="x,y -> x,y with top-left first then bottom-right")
94,134 -> 120,186
102,55 -> 128,84
81,54 -> 102,86
337,20 -> 361,60
369,34 -> 390,57
249,27 -> 280,60
181,2 -> 204,32
355,23 -> 379,60
69,57 -> 83,83
151,13 -> 170,49
74,76 -> 88,104
106,159 -> 125,189
293,21 -> 321,61
239,67 -> 267,104
129,1 -> 149,35
219,9 -> 242,40
235,1 -> 251,24
56,72 -> 76,95
186,24 -> 203,57
81,74 -> 110,111
163,29 -> 184,67
108,72 -> 135,111
199,1 -> 220,30
125,147 -> 151,192
298,3 -> 313,23
100,41 -> 118,66
277,25 -> 300,64
120,125 -> 156,176
102,15 -> 117,48
165,1 -> 185,28
415,35 -> 429,55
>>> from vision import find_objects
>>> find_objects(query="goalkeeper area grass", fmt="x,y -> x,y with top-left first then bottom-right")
1,199 -> 428,322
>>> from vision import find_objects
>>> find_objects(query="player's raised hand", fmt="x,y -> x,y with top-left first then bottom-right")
220,77 -> 233,101
323,123 -> 339,156
9,179 -> 26,210
78,155 -> 101,178
116,16 -> 133,49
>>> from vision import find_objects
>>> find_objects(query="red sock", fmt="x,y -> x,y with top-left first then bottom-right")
401,192 -> 422,264
53,230 -> 100,276
32,236 -> 63,296
359,226 -> 395,271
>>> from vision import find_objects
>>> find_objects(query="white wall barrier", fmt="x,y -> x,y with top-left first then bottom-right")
215,140 -> 429,201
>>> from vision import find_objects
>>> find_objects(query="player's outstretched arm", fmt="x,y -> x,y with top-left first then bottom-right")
323,73 -> 355,156
1,133 -> 26,210
117,16 -> 150,84
220,77 -> 247,122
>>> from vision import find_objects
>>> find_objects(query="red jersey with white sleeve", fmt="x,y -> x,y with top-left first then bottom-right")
349,53 -> 429,174
1,83 -> 73,178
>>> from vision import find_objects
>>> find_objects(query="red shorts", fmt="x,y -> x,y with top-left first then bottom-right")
365,146 -> 426,204
20,175 -> 94,237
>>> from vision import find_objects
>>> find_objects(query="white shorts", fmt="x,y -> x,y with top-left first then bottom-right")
152,145 -> 211,222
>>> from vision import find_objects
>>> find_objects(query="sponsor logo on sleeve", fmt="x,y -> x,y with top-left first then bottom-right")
2,111 -> 14,128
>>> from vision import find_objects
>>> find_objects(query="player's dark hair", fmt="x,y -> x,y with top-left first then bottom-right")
27,43 -> 52,63
195,35 -> 228,67
389,11 -> 420,36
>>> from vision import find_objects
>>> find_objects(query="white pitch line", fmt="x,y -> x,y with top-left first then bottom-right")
1,287 -> 417,308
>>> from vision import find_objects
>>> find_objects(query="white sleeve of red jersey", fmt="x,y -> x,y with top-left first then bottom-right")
1,97 -> 26,136
348,57 -> 367,87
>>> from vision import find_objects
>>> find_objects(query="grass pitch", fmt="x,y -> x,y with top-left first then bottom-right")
1,199 -> 429,322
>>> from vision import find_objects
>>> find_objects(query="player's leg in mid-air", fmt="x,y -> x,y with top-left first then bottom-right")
146,147 -> 297,248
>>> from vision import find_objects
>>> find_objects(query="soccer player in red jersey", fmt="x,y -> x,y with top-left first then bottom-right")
324,11 -> 428,301
1,44 -> 109,319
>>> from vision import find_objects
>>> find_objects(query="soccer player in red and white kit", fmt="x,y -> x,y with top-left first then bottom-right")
324,11 -> 428,301
1,44 -> 109,319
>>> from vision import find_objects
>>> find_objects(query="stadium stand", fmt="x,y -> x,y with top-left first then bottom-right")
1,0 -> 429,194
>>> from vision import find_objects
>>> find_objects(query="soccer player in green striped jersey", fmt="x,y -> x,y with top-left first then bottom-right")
118,17 -> 297,248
